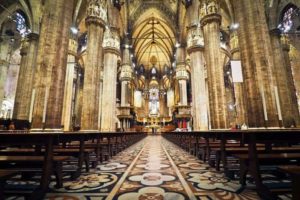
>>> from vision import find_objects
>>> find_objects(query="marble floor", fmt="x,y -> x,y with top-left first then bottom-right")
41,135 -> 262,200
6,135 -> 294,199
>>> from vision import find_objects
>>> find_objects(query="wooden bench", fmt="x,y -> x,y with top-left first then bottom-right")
219,130 -> 300,200
233,153 -> 300,184
0,146 -> 95,175
163,130 -> 300,200
278,166 -> 300,200
0,155 -> 70,189
213,146 -> 300,171
53,147 -> 95,172
0,131 -> 146,200
0,170 -> 18,199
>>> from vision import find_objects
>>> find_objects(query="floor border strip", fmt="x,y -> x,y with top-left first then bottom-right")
105,140 -> 146,200
162,140 -> 197,200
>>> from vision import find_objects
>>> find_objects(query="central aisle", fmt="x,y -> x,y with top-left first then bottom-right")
107,135 -> 197,200
46,136 -> 258,200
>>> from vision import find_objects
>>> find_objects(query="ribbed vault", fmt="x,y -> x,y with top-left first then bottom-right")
132,11 -> 176,72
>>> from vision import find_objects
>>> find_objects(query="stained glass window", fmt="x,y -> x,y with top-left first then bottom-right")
278,7 -> 296,33
14,12 -> 30,37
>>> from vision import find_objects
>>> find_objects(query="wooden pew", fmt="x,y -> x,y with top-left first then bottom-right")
213,146 -> 300,172
0,170 -> 18,200
0,131 -> 95,199
0,131 -> 146,200
217,130 -> 300,200
0,147 -> 93,172
0,132 -> 62,200
163,130 -> 300,200
0,155 -> 69,188
278,166 -> 300,200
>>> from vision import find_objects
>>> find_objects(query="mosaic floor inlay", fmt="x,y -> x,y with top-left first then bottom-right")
7,136 -> 268,199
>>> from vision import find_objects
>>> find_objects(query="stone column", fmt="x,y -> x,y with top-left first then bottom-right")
232,0 -> 279,128
200,0 -> 227,129
269,30 -> 299,127
101,28 -> 120,131
81,0 -> 107,130
0,38 -> 12,108
98,72 -> 103,129
74,67 -> 83,128
120,44 -> 132,107
187,25 -> 209,130
31,0 -> 74,129
179,79 -> 187,105
13,33 -> 39,121
176,67 -> 189,106
230,32 -> 247,126
280,36 -> 300,126
61,39 -> 77,131
175,47 -> 188,106
290,45 -> 300,114
121,81 -> 128,106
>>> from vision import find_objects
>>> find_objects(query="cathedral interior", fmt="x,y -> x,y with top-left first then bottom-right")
0,0 -> 300,199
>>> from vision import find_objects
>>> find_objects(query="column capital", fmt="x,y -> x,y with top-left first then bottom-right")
176,63 -> 189,80
68,38 -> 78,56
186,25 -> 204,52
104,47 -> 120,56
269,28 -> 290,52
20,39 -> 30,56
20,33 -> 39,56
280,35 -> 290,52
103,28 -> 120,55
86,0 -> 107,28
187,45 -> 204,54
119,64 -> 133,81
199,0 -> 220,17
200,13 -> 221,27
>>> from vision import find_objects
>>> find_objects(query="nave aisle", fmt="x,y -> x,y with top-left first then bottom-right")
42,136 -> 261,200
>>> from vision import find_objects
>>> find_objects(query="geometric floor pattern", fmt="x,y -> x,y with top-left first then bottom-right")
42,135 -> 261,200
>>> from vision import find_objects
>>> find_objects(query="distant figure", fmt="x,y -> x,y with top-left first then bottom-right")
8,121 -> 15,130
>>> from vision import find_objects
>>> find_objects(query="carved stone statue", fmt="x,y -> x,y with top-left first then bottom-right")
86,0 -> 107,23
207,0 -> 218,14
103,29 -> 120,49
199,3 -> 207,18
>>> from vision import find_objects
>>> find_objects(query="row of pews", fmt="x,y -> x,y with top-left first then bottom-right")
0,130 -> 146,200
163,129 -> 300,200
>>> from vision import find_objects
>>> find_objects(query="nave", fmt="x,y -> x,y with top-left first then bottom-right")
4,135 -> 261,200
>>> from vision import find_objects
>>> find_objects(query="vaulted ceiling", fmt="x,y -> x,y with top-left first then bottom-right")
131,12 -> 176,71
127,0 -> 181,72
